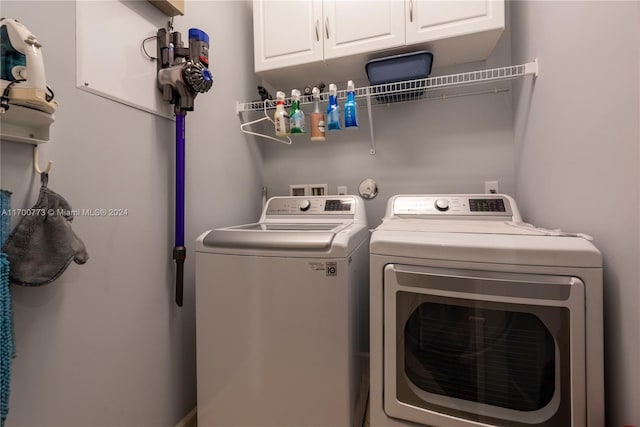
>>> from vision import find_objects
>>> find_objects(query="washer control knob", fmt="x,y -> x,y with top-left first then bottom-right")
299,199 -> 311,211
435,199 -> 450,212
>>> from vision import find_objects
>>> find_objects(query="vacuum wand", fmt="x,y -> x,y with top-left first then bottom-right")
157,26 -> 213,307
173,113 -> 186,307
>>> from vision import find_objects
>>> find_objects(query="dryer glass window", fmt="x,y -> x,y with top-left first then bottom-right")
393,290 -> 574,427
404,302 -> 555,411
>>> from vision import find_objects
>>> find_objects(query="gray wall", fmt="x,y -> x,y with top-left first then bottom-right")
262,89 -> 515,226
0,1 -> 261,426
511,1 -> 640,426
260,10 -> 515,228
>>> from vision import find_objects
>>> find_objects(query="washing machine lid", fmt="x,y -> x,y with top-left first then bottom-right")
371,219 -> 602,268
202,222 -> 348,251
196,196 -> 370,257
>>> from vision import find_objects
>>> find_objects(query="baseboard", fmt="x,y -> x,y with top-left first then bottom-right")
175,407 -> 197,427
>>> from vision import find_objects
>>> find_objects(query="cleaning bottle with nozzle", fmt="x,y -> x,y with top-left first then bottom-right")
310,87 -> 326,141
288,89 -> 305,134
327,83 -> 341,131
344,80 -> 358,128
274,91 -> 289,136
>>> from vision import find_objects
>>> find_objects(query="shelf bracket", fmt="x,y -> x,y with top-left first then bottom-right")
366,88 -> 375,155
525,58 -> 539,78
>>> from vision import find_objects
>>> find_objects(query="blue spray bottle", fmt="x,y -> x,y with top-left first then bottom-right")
327,83 -> 341,131
344,80 -> 358,128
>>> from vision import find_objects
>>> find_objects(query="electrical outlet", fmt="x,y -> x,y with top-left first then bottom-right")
337,186 -> 347,195
290,184 -> 329,196
485,180 -> 499,194
289,185 -> 308,196
309,184 -> 328,196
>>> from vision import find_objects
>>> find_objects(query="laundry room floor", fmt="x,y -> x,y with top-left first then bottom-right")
360,357 -> 371,427
363,401 -> 370,427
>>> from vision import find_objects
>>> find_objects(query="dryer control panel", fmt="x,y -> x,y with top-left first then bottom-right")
390,194 -> 519,220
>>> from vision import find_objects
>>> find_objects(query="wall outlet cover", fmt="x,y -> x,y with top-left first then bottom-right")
485,180 -> 499,194
289,185 -> 308,196
309,184 -> 328,196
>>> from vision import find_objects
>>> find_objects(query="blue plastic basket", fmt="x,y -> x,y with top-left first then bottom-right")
365,51 -> 433,103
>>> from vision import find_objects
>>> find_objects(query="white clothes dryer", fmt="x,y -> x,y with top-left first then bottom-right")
195,195 -> 370,427
369,194 -> 603,427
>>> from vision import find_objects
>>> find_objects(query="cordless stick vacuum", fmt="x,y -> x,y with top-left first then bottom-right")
157,26 -> 213,307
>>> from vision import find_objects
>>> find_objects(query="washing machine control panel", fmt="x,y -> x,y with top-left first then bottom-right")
392,195 -> 514,218
266,197 -> 356,215
434,199 -> 450,211
298,199 -> 311,211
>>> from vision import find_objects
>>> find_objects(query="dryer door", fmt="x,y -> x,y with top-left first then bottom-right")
383,264 -> 586,427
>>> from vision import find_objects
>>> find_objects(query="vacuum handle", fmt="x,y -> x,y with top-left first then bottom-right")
173,246 -> 186,307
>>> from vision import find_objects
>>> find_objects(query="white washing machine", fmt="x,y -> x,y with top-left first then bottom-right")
195,195 -> 370,427
369,194 -> 604,427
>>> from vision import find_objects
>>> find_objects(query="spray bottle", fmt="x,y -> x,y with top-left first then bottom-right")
327,83 -> 341,131
310,87 -> 326,141
344,80 -> 359,128
274,91 -> 289,136
288,89 -> 305,134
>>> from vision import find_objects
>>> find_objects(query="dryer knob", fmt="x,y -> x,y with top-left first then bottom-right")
435,199 -> 450,212
299,199 -> 311,211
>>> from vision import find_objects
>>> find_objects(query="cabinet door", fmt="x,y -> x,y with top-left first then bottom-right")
406,0 -> 504,45
253,0 -> 324,72
323,0 -> 405,60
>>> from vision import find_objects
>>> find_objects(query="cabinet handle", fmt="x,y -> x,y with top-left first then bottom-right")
315,20 -> 320,41
409,0 -> 413,22
325,17 -> 329,39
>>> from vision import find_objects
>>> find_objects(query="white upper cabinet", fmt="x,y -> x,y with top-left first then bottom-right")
253,0 -> 323,72
322,0 -> 405,60
254,0 -> 405,72
406,0 -> 504,65
253,0 -> 505,82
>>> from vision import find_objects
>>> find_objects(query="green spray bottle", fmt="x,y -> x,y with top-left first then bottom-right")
288,89 -> 305,134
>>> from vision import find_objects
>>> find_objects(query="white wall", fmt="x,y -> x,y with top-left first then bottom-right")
260,9 -> 515,227
0,1 -> 261,426
511,1 -> 640,426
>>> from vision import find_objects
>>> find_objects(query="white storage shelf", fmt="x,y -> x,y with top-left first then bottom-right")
0,104 -> 54,144
237,61 -> 538,113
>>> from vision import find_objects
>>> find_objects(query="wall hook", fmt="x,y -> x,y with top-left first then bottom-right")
33,146 -> 52,174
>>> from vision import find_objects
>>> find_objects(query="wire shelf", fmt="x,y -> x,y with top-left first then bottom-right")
236,60 -> 538,113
